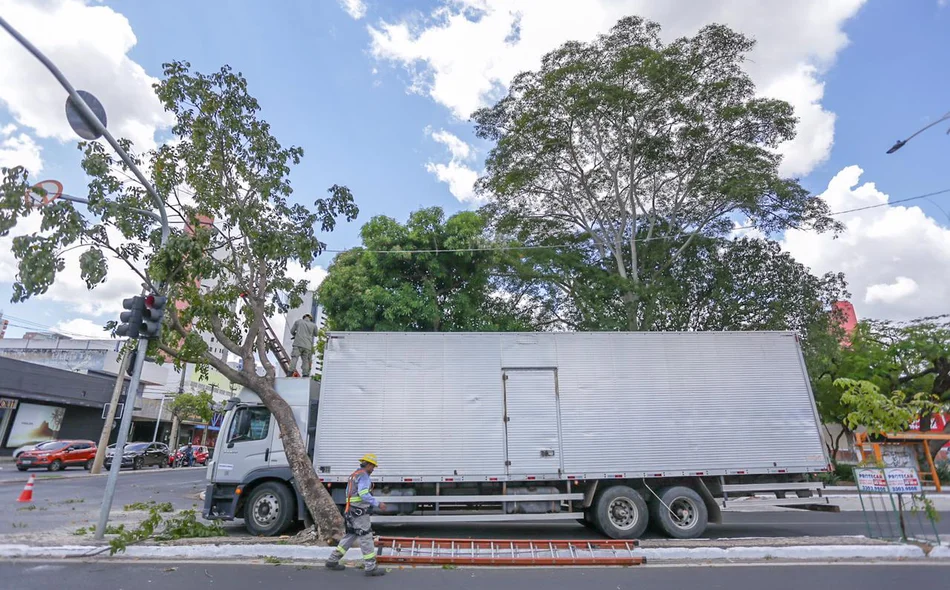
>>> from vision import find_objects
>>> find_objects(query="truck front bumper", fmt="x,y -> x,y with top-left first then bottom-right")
203,483 -> 241,521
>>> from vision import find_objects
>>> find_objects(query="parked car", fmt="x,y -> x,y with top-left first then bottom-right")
12,440 -> 54,460
105,442 -> 169,470
169,445 -> 210,467
16,440 -> 97,471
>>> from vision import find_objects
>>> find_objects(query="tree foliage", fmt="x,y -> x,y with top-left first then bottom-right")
168,391 -> 214,423
0,61 -> 356,543
813,317 -> 950,457
474,16 -> 841,331
835,378 -> 942,437
319,207 -> 532,332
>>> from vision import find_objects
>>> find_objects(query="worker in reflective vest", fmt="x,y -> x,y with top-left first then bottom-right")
325,453 -> 388,577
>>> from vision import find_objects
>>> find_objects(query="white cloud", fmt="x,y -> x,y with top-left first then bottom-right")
429,128 -> 473,160
339,0 -> 367,20
0,0 -> 173,153
369,0 -> 866,178
782,166 -> 950,321
287,261 -> 328,290
864,277 -> 919,305
51,317 -> 110,339
0,211 -> 145,316
426,128 -> 481,203
426,160 -> 480,203
0,126 -> 43,175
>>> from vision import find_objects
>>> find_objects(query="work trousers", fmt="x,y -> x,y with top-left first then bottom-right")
326,510 -> 377,571
290,346 -> 312,376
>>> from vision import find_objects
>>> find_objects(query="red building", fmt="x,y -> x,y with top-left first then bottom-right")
832,300 -> 858,346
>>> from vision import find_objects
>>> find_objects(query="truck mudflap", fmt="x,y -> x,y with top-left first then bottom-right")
203,483 -> 240,521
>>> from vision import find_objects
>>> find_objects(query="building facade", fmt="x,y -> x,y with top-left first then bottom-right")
0,357 -> 142,455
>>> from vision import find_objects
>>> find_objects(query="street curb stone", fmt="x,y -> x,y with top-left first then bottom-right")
0,543 -> 939,562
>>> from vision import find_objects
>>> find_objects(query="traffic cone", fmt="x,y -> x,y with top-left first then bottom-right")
17,474 -> 35,503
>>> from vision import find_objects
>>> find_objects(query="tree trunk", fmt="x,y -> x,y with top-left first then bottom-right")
252,379 -> 343,544
621,290 -> 639,331
169,415 -> 180,448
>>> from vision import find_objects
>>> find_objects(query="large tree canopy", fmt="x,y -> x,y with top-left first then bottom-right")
319,207 -> 531,332
0,61 -> 357,543
474,16 -> 841,331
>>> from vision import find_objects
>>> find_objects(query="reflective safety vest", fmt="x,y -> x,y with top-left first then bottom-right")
344,468 -> 373,513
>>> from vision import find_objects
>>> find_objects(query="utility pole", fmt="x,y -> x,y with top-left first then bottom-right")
90,344 -> 133,474
168,364 -> 187,448
151,394 -> 170,443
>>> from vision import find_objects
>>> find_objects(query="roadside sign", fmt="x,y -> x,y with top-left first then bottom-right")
884,468 -> 922,494
102,403 -> 123,420
65,90 -> 107,140
855,468 -> 888,493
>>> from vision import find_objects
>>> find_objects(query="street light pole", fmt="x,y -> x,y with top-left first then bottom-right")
0,15 -> 171,540
152,394 -> 169,443
886,110 -> 950,154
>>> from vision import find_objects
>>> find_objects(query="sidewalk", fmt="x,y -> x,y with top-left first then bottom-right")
0,535 -> 946,563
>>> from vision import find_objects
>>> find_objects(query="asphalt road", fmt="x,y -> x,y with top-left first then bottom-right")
1,562 -> 948,590
2,467 -> 949,539
0,466 -> 206,536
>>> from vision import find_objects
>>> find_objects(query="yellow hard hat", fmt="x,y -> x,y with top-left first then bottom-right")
360,453 -> 378,466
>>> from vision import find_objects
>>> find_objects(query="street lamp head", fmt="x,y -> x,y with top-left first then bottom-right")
886,139 -> 907,154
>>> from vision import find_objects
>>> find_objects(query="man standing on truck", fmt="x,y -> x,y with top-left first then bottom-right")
325,453 -> 387,577
289,313 -> 317,377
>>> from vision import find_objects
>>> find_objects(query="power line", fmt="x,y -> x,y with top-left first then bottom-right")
319,187 -> 950,255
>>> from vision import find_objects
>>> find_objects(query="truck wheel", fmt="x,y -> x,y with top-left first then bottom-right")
580,509 -> 599,532
650,486 -> 707,539
593,485 -> 648,539
245,482 -> 295,537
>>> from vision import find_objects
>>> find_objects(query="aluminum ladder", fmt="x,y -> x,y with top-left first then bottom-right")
239,292 -> 293,376
375,537 -> 645,566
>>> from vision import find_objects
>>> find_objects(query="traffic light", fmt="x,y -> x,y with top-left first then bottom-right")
142,294 -> 167,339
116,296 -> 145,339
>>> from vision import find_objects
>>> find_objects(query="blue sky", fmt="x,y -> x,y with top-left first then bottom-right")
1,0 -> 949,339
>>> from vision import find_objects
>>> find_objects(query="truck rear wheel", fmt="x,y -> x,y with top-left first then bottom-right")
245,482 -> 295,537
593,485 -> 648,539
649,486 -> 707,539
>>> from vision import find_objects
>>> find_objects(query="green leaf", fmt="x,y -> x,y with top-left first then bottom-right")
79,247 -> 108,288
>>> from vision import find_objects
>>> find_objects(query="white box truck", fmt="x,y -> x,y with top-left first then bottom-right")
203,331 -> 832,539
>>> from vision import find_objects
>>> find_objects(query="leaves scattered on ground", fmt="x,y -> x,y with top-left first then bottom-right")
109,508 -> 226,556
124,500 -> 173,512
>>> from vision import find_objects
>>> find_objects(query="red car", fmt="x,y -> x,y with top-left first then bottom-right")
169,445 -> 210,467
16,440 -> 98,471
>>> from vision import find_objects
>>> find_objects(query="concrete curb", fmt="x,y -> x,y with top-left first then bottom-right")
0,543 -> 941,562
0,466 -> 205,485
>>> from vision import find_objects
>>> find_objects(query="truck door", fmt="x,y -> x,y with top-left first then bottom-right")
215,404 -> 275,483
502,369 -> 562,475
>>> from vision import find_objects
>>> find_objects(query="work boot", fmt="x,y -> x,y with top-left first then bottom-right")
325,562 -> 345,571
364,568 -> 386,577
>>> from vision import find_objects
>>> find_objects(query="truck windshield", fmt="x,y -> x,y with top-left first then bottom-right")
227,406 -> 270,443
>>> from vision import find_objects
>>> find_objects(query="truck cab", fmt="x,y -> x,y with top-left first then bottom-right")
203,378 -> 318,536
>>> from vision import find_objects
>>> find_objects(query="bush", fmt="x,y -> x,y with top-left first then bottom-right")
935,460 -> 950,485
834,462 -> 856,481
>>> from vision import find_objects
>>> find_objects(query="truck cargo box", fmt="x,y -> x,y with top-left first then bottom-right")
315,331 -> 827,483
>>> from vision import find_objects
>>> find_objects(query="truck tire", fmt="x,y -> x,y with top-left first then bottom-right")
245,482 -> 295,537
650,486 -> 707,539
580,509 -> 599,532
593,485 -> 648,539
